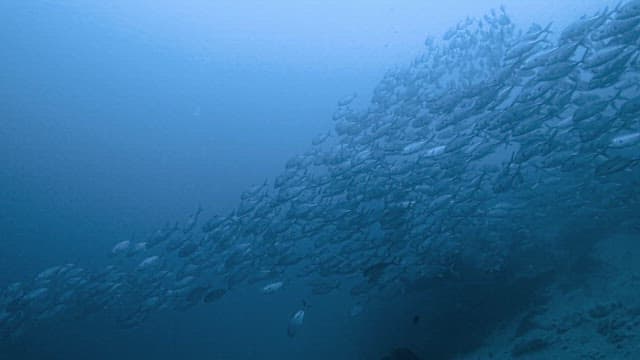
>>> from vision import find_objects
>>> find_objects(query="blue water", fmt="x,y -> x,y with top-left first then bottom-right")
1,1 -> 636,359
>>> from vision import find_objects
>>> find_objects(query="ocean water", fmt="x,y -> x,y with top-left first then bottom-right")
1,1 -> 638,359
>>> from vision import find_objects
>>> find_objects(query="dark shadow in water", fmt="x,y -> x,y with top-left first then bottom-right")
377,220 -> 615,360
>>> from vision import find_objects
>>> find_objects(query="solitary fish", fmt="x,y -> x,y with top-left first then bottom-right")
287,309 -> 305,337
261,281 -> 284,294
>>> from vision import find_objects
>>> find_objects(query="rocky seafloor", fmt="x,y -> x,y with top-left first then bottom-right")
458,232 -> 640,359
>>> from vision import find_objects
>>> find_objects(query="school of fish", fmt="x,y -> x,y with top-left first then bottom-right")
1,0 -> 640,344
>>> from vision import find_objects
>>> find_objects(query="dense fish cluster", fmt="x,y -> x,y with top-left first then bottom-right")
2,0 -> 640,346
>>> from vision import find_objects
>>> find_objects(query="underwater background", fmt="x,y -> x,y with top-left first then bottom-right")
1,0 -> 639,359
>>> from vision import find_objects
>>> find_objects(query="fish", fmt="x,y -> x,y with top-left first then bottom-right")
401,140 -> 428,155
35,266 -> 61,282
177,241 -> 198,258
312,131 -> 331,146
185,286 -> 209,304
203,288 -> 227,303
590,16 -> 640,42
337,93 -> 357,106
24,288 -> 48,302
146,222 -> 179,248
349,304 -> 364,317
183,206 -> 203,234
609,132 -> 640,147
615,0 -> 640,19
287,309 -> 305,337
595,156 -> 640,176
559,9 -> 609,43
363,260 -> 397,283
110,240 -> 130,257
423,145 -> 446,157
261,281 -> 284,294
583,45 -> 629,68
137,256 -> 160,270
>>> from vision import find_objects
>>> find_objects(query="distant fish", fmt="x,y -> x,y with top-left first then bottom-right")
178,241 -> 198,258
183,206 -> 203,234
185,286 -> 209,304
36,266 -> 61,281
423,145 -> 446,157
110,240 -> 130,257
595,156 -> 640,176
312,131 -> 331,146
609,132 -> 640,148
310,280 -> 340,295
24,287 -> 48,302
137,256 -> 160,270
337,93 -> 357,107
261,281 -> 284,294
615,0 -> 640,20
402,141 -> 428,155
203,288 -> 226,303
363,259 -> 398,283
128,242 -> 147,257
287,300 -> 308,337
349,303 -> 363,317
287,309 -> 305,337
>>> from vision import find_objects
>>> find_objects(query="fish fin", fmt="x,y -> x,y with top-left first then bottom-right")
391,256 -> 403,266
579,45 -> 591,63
302,299 -> 311,309
613,2 -> 622,14
610,88 -> 625,111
